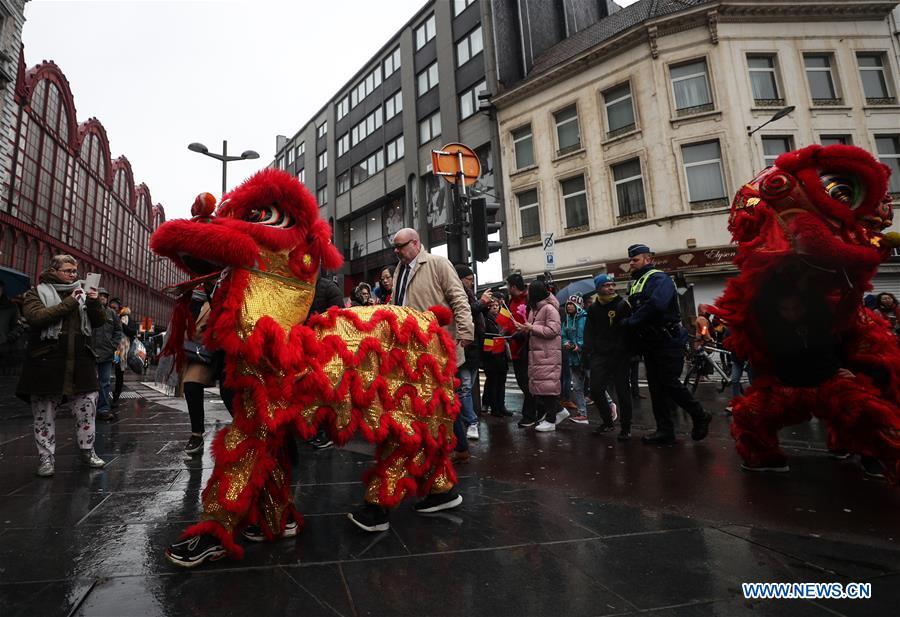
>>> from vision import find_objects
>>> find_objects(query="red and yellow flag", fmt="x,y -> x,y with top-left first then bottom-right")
495,304 -> 516,333
482,337 -> 506,355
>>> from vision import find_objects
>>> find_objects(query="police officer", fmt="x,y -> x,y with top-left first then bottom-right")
621,244 -> 711,445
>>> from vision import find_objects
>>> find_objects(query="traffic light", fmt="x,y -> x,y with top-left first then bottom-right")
470,197 -> 503,262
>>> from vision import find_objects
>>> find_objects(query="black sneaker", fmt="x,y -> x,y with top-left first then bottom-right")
860,456 -> 886,480
184,435 -> 204,455
97,411 -> 117,422
617,430 -> 632,441
165,534 -> 226,568
243,516 -> 299,541
517,419 -> 536,428
642,432 -> 676,446
242,524 -> 265,542
741,458 -> 790,473
691,411 -> 712,441
348,503 -> 390,532
312,437 -> 334,450
594,423 -> 616,434
413,490 -> 463,514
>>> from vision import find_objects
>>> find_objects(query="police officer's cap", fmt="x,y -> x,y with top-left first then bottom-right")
627,244 -> 652,258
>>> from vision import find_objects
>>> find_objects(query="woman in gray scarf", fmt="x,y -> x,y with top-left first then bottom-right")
16,254 -> 107,477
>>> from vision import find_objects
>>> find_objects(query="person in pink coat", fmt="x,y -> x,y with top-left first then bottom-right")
515,280 -> 562,432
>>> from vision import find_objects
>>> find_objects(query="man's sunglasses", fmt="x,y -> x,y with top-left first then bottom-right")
392,239 -> 414,250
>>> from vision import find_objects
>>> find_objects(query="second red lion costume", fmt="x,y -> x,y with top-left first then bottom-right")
715,144 -> 900,482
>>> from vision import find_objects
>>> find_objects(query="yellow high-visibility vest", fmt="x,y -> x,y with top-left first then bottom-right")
628,269 -> 663,297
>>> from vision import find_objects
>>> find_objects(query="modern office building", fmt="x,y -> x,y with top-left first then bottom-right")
272,0 -> 617,293
491,0 -> 900,308
0,50 -> 177,325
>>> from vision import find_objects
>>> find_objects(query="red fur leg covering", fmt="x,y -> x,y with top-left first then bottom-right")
363,425 -> 457,507
184,412 -> 297,559
814,375 -> 900,484
731,381 -> 815,466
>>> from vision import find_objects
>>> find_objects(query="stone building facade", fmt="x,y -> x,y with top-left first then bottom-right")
491,0 -> 900,308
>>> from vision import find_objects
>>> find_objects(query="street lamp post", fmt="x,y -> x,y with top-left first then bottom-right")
187,140 -> 260,196
747,105 -> 796,137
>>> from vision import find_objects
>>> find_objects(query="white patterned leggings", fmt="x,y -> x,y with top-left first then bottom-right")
31,393 -> 99,461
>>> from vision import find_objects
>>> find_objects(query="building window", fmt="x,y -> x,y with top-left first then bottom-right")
456,26 -> 483,67
336,96 -> 350,120
317,151 -> 327,172
516,189 -> 540,239
337,133 -> 350,158
453,0 -> 476,16
612,158 -> 646,218
317,122 -> 327,138
351,65 -> 382,108
820,135 -> 851,146
296,142 -> 305,160
419,112 -> 441,145
857,53 -> 894,104
276,157 -> 284,170
761,136 -> 793,168
415,13 -> 436,50
286,147 -> 295,166
383,47 -> 401,77
337,172 -> 350,195
317,186 -> 327,205
386,135 -> 404,165
670,59 -> 713,115
459,80 -> 487,120
747,54 -> 783,106
603,83 -> 635,137
682,140 -> 726,203
875,135 -> 900,193
352,150 -> 384,186
351,107 -> 383,146
554,105 -> 581,155
512,125 -> 534,169
385,90 -> 403,121
417,62 -> 439,97
298,168 -> 305,184
804,54 -> 840,104
561,175 -> 588,230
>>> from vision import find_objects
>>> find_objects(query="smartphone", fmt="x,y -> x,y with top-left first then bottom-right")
85,272 -> 101,291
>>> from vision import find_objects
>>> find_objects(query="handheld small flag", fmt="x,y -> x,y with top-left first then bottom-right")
495,303 -> 516,333
483,336 -> 506,355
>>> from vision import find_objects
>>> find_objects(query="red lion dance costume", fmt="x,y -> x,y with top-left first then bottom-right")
150,169 -> 460,561
715,144 -> 900,481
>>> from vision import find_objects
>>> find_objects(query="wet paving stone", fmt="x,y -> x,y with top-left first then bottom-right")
0,380 -> 897,616
72,567 -> 350,617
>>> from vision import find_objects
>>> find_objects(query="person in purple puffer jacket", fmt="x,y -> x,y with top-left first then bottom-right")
515,280 -> 562,432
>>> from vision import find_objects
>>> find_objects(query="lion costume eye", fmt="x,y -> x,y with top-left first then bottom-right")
819,173 -> 864,210
244,205 -> 294,228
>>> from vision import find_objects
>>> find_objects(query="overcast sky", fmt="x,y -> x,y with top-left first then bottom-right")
23,0 -> 638,222
22,0 -> 426,220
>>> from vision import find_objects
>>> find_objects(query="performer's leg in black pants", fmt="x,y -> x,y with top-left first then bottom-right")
512,356 -> 535,423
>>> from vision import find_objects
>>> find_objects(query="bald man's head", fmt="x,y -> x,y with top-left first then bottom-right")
392,228 -> 422,264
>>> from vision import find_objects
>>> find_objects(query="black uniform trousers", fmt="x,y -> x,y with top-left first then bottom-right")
642,346 -> 705,437
589,358 -> 632,431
